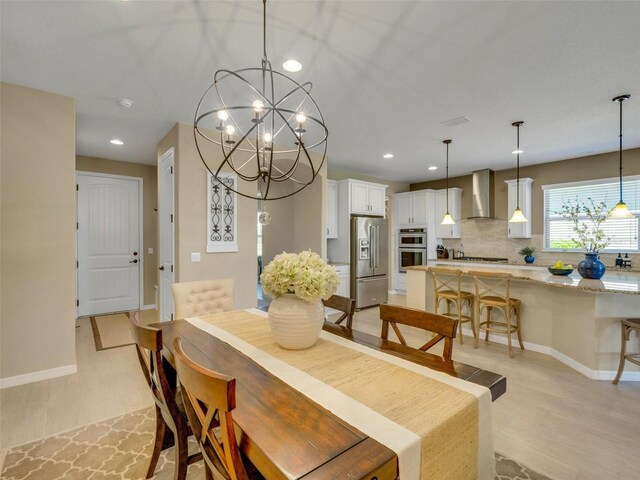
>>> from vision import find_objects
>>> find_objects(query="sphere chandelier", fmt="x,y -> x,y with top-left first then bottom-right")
194,0 -> 328,201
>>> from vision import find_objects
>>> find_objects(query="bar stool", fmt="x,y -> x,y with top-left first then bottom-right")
612,318 -> 640,385
430,267 -> 475,344
470,270 -> 523,358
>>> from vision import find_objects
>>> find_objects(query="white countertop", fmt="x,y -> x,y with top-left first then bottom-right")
406,261 -> 640,295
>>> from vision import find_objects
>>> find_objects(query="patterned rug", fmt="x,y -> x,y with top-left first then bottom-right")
1,408 -> 551,480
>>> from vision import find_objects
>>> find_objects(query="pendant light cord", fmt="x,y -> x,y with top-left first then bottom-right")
618,97 -> 623,203
262,0 -> 267,62
516,125 -> 520,209
446,142 -> 449,212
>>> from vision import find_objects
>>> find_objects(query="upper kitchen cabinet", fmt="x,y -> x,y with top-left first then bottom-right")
434,188 -> 462,239
346,179 -> 387,216
505,178 -> 533,238
326,180 -> 338,238
394,191 -> 430,226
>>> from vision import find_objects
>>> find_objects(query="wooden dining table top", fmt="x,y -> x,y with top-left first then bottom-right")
151,317 -> 506,479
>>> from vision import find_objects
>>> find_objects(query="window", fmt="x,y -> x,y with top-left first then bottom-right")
543,176 -> 640,252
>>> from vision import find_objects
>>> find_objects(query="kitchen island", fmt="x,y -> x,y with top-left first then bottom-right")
407,262 -> 640,381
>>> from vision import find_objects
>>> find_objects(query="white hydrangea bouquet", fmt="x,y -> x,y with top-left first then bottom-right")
261,251 -> 338,303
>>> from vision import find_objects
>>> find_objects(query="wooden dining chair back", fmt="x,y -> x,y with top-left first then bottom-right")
470,270 -> 523,358
429,267 -> 475,344
172,278 -> 235,319
379,304 -> 458,361
322,294 -> 356,329
130,318 -> 201,479
173,337 -> 256,480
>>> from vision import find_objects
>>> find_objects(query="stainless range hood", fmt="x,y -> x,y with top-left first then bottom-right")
468,169 -> 495,219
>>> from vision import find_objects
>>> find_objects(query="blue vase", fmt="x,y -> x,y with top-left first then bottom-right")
524,255 -> 535,264
578,253 -> 606,279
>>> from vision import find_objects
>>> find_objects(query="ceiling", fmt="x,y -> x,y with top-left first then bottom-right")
2,1 -> 640,183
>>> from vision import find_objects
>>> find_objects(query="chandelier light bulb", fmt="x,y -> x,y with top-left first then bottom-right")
217,110 -> 229,121
263,133 -> 273,143
295,113 -> 307,123
225,125 -> 235,135
252,100 -> 264,112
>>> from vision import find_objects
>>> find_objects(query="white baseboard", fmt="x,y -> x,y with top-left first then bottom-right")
141,304 -> 157,311
0,364 -> 77,389
460,327 -> 640,382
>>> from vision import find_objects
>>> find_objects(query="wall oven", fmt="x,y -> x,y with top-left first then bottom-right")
398,228 -> 427,273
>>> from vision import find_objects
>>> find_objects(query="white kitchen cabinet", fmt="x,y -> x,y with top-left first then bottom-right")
326,180 -> 338,238
434,188 -> 462,239
505,178 -> 533,238
394,191 -> 429,226
335,265 -> 350,298
348,180 -> 387,216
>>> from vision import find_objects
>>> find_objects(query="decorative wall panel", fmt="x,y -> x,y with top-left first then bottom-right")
207,172 -> 238,253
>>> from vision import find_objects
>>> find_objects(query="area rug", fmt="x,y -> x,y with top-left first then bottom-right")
90,312 -> 135,351
1,408 -> 551,480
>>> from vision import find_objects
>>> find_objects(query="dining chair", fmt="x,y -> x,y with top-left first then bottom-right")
173,338 -> 264,480
379,304 -> 458,361
470,270 -> 523,358
612,318 -> 640,384
322,294 -> 356,329
129,318 -> 202,480
172,278 -> 234,319
429,266 -> 476,344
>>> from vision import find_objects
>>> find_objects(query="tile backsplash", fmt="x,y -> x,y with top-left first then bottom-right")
441,218 -> 637,268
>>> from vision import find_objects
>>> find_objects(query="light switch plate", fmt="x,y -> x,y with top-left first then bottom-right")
191,252 -> 201,262
148,248 -> 154,254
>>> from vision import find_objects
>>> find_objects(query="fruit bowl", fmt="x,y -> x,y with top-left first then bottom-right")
548,267 -> 574,276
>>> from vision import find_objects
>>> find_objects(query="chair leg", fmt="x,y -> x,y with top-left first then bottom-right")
457,300 -> 464,345
173,422 -> 189,480
515,305 -> 524,350
485,307 -> 492,342
146,406 -> 166,479
613,324 -> 628,385
468,299 -> 477,339
474,303 -> 481,349
204,464 -> 215,480
505,307 -> 513,358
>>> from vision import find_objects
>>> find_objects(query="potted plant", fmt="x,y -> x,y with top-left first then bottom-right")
518,246 -> 536,264
261,251 -> 338,349
558,198 -> 611,279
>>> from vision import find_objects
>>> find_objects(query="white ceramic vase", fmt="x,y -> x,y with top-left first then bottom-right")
267,293 -> 325,350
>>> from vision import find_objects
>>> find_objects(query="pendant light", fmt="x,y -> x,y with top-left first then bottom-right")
441,139 -> 455,225
610,94 -> 632,218
509,121 -> 528,223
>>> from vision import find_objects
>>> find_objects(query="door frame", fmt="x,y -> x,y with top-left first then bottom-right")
76,171 -> 144,315
158,147 -> 175,321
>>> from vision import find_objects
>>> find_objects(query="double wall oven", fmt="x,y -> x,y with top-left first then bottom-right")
398,228 -> 427,273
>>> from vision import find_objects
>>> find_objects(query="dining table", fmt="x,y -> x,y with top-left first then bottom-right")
151,309 -> 506,480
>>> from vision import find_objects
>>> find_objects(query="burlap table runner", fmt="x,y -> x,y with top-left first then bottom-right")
188,309 -> 493,480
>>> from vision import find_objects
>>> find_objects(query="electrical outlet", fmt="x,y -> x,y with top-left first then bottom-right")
191,252 -> 201,262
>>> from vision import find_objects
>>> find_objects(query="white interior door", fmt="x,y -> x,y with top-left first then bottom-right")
158,149 -> 175,321
77,173 -> 141,316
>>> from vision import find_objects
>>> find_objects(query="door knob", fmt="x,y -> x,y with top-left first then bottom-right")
159,266 -> 165,271
129,259 -> 138,264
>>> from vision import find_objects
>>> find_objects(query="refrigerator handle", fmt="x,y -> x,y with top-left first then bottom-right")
369,225 -> 375,268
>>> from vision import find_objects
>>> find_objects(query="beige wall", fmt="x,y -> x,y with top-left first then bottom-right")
157,124 -> 258,309
411,149 -> 640,265
76,156 -> 158,306
1,83 -> 77,379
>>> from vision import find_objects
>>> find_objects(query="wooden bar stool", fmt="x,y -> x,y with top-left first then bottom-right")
470,271 -> 523,358
429,267 -> 475,344
612,318 -> 640,385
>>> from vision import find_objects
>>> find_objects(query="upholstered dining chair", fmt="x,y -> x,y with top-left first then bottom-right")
129,318 -> 202,480
379,304 -> 459,361
173,338 -> 264,480
172,278 -> 234,319
322,294 -> 356,329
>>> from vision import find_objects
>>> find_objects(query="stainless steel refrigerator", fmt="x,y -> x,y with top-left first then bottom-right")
350,216 -> 388,309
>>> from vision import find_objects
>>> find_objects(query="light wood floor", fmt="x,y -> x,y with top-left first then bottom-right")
2,302 -> 639,479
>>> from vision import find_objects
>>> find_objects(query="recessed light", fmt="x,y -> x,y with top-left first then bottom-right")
428,166 -> 438,171
283,59 -> 302,72
110,139 -> 124,145
383,153 -> 394,159
117,98 -> 134,109
512,149 -> 524,154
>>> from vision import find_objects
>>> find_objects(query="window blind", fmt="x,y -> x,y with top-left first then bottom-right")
543,177 -> 640,252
